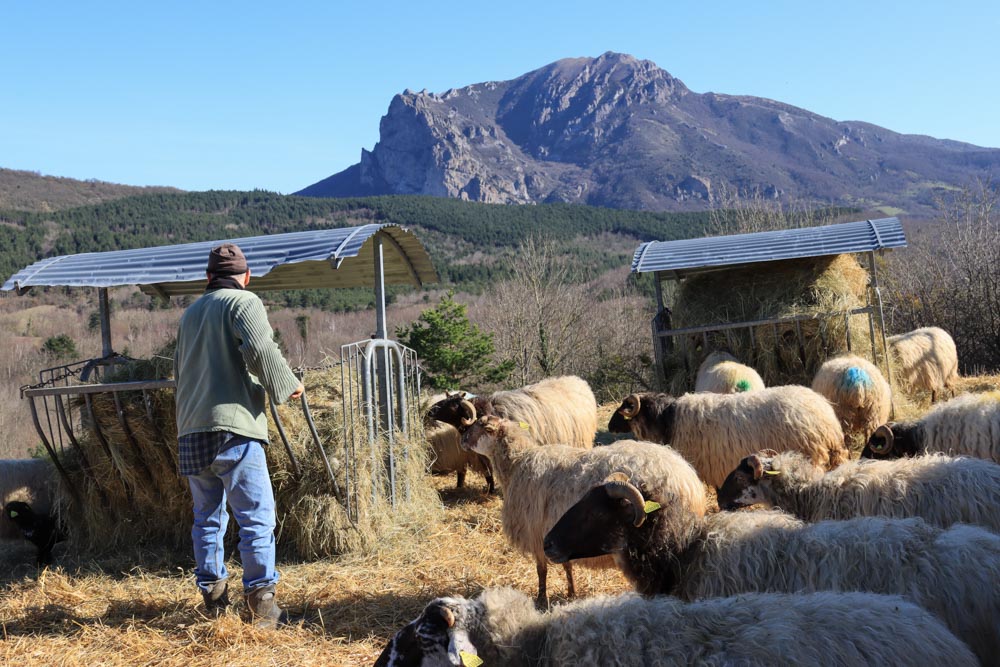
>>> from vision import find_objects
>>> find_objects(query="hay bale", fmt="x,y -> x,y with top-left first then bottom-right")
663,255 -> 884,392
57,361 -> 440,558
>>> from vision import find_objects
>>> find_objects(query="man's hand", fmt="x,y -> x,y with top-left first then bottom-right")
289,383 -> 305,401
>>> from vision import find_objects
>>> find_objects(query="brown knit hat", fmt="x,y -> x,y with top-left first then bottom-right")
207,243 -> 248,276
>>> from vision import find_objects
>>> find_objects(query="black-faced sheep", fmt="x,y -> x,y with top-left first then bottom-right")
862,391 -> 1000,463
694,351 -> 765,393
543,475 -> 1000,663
810,354 -> 892,441
427,376 -> 597,450
888,326 -> 959,402
425,392 -> 494,493
607,386 -> 848,489
461,415 -> 706,607
3,501 -> 65,565
716,450 -> 1000,533
374,587 -> 977,667
1,458 -> 56,542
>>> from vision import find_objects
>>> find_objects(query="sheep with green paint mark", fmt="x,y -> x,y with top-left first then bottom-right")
694,352 -> 765,394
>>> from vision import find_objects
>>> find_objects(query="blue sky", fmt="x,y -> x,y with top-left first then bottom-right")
1,1 -> 997,193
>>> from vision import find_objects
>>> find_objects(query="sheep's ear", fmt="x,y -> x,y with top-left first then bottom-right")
748,454 -> 765,480
759,448 -> 779,458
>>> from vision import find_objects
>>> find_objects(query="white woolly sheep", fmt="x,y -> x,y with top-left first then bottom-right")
462,415 -> 706,607
717,449 -> 1000,533
1,458 -> 56,541
694,351 -> 765,394
811,354 -> 892,441
608,386 -> 848,489
544,477 -> 1000,664
888,326 -> 959,402
424,393 -> 494,493
427,376 -> 597,450
862,391 -> 1000,463
375,587 -> 978,667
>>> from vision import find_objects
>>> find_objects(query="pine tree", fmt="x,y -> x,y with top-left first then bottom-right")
396,292 -> 513,390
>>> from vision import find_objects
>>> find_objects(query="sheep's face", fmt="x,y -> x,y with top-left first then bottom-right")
461,416 -> 502,456
374,596 -> 482,667
543,484 -> 634,563
608,393 -> 674,443
427,394 -> 475,432
861,423 -> 917,460
715,451 -> 778,510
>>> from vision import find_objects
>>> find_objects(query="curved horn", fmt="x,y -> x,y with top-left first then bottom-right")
440,606 -> 455,628
619,394 -> 641,419
459,399 -> 477,427
870,424 -> 895,455
603,473 -> 648,528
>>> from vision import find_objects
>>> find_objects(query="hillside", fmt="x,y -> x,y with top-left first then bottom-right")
0,168 -> 181,212
299,52 -> 1000,216
0,191 -> 721,309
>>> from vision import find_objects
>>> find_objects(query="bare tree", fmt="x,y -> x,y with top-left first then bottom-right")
885,179 -> 1000,372
707,184 -> 849,236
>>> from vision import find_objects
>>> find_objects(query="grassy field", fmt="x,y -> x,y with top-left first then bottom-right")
4,384 -> 999,666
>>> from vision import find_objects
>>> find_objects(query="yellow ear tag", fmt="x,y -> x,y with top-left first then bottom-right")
460,651 -> 484,667
8,510 -> 17,518
764,470 -> 782,476
622,414 -> 632,421
643,500 -> 661,514
518,421 -> 530,430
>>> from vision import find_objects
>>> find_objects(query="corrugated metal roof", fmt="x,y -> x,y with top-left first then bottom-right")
2,223 -> 438,296
631,217 -> 906,276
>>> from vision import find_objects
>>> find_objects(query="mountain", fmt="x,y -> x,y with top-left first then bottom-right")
0,168 -> 181,212
298,52 -> 1000,215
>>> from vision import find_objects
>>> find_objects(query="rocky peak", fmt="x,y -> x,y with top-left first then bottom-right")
298,53 -> 1000,214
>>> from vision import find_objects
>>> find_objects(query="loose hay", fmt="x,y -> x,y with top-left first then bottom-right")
663,254 -> 886,392
57,360 -> 440,560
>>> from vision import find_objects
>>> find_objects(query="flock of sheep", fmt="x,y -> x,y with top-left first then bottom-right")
383,325 -> 1000,666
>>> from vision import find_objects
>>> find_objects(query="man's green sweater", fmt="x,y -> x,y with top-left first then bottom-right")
174,288 -> 300,441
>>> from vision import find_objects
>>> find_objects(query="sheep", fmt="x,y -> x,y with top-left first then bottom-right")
716,449 -> 1000,533
3,501 -> 65,565
427,376 -> 597,450
608,386 -> 848,489
424,392 -> 494,493
461,414 -> 706,607
694,351 -> 765,394
810,354 -> 892,441
862,391 -> 1000,463
888,326 -> 959,402
1,458 -> 56,542
374,587 -> 978,667
543,475 -> 1000,664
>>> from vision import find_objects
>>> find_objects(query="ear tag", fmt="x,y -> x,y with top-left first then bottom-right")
518,421 -> 530,430
8,510 -> 18,518
460,651 -> 484,667
622,414 -> 632,421
643,500 -> 661,514
764,470 -> 782,476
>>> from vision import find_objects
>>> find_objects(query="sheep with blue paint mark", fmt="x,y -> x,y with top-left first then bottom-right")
811,354 -> 891,442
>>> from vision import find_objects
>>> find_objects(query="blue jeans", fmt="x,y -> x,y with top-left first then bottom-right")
187,437 -> 279,594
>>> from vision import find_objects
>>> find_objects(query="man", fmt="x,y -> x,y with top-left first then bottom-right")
174,242 -> 303,628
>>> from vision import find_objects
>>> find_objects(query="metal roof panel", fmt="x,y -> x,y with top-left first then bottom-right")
2,223 -> 438,295
631,217 -> 906,275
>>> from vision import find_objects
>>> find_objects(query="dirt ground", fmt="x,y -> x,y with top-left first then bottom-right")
1,474 -> 629,667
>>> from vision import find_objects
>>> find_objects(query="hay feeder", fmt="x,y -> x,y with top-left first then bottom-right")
631,218 -> 908,392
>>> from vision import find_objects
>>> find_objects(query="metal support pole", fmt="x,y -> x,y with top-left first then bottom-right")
868,251 -> 896,418
372,232 -> 391,433
98,287 -> 113,358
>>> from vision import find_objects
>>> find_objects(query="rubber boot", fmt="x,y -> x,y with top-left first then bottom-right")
245,584 -> 287,629
201,579 -> 230,616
